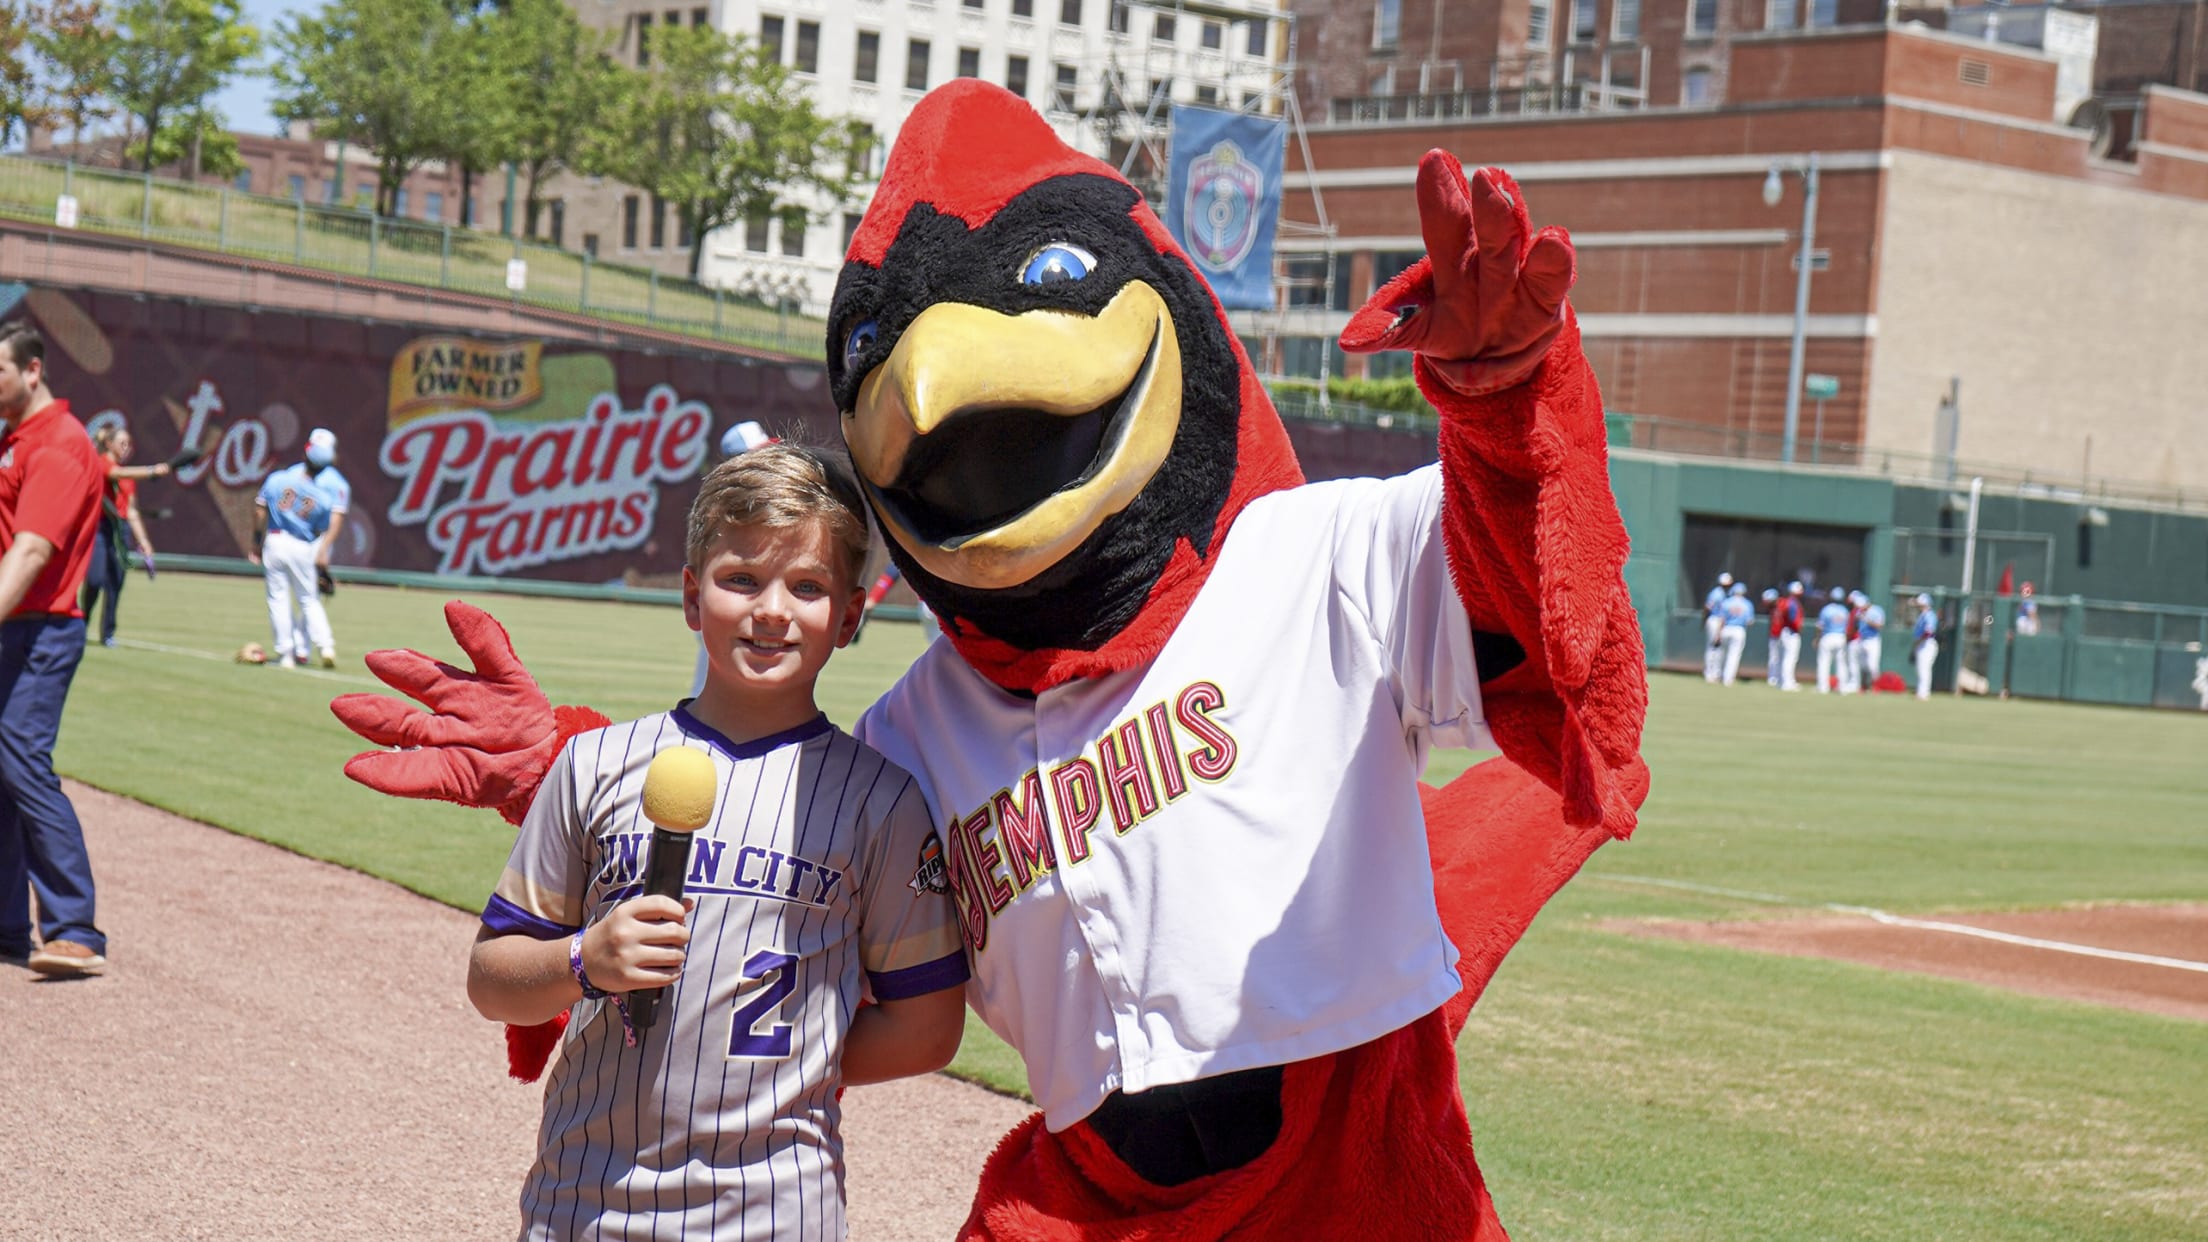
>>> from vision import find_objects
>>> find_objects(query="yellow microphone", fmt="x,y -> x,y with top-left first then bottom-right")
626,746 -> 717,1035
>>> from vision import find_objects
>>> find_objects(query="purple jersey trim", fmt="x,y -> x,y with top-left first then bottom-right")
672,702 -> 834,761
482,893 -> 578,941
869,951 -> 970,1001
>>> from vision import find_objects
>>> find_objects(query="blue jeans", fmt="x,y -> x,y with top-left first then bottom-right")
0,615 -> 103,955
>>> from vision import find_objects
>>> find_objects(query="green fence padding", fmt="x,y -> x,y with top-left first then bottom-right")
2067,640 -> 2161,707
2005,636 -> 2068,700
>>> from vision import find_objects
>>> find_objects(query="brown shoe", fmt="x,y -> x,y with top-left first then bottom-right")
28,940 -> 106,977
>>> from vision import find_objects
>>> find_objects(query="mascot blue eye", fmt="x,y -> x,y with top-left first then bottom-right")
843,319 -> 879,371
1021,243 -> 1096,286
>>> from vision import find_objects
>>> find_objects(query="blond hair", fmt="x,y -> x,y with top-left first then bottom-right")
686,441 -> 871,586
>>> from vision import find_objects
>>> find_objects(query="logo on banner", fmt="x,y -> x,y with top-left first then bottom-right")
1183,141 -> 1263,274
380,337 -> 709,576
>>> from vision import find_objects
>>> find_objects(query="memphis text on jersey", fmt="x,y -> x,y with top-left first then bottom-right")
943,680 -> 1240,952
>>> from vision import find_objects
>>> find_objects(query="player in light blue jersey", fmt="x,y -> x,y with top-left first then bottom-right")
1911,593 -> 1940,699
1716,582 -> 1753,684
252,442 -> 339,669
305,428 -> 351,589
1856,598 -> 1886,689
470,442 -> 967,1241
1703,571 -> 1733,682
1815,588 -> 1851,694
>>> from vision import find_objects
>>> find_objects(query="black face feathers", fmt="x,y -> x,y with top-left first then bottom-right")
826,174 -> 1246,652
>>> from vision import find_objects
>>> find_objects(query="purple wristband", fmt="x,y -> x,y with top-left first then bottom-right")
570,930 -> 608,1001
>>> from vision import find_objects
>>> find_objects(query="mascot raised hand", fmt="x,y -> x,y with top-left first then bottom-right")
335,81 -> 1648,1240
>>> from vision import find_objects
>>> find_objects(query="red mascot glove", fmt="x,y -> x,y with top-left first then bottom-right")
1339,155 -> 1574,396
330,601 -> 606,826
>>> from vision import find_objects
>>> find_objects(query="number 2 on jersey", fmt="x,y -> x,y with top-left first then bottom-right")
728,948 -> 797,1058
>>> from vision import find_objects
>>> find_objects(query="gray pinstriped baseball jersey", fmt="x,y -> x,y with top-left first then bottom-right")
482,706 -> 967,1241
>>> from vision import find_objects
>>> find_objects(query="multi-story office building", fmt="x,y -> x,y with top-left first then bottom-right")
566,0 -> 1288,315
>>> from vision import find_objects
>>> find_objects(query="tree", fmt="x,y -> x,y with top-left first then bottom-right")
105,0 -> 259,173
126,104 -> 241,177
485,0 -> 624,240
594,25 -> 864,278
273,0 -> 469,217
31,0 -> 116,150
0,0 -> 58,150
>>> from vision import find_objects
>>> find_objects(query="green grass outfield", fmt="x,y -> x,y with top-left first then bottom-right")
53,572 -> 2208,1240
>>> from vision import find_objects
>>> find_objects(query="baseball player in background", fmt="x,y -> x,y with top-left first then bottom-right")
1703,571 -> 1733,682
1842,591 -> 1868,694
1912,593 -> 1940,699
1775,582 -> 1805,691
1761,588 -> 1781,685
1815,587 -> 1851,694
251,442 -> 340,669
1717,582 -> 1752,685
467,444 -> 967,1239
305,429 -> 351,583
1856,595 -> 1886,689
2015,582 -> 2040,636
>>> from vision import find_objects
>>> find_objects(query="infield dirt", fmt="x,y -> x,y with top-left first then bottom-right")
0,781 -> 1030,1240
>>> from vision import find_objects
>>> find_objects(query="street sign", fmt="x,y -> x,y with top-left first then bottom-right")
1804,373 -> 1841,400
55,195 -> 79,229
505,258 -> 528,292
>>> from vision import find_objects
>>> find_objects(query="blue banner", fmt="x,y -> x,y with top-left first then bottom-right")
1163,104 -> 1286,311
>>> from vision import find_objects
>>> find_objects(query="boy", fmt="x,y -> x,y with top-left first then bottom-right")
467,443 -> 969,1240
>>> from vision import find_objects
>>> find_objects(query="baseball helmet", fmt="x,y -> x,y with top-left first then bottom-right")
1788,581 -> 1804,595
1915,593 -> 1933,607
1729,583 -> 1747,596
1761,588 -> 1778,602
1718,572 -> 1734,587
1831,587 -> 1848,601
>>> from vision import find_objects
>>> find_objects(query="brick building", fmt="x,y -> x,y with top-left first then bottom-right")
1259,22 -> 2208,494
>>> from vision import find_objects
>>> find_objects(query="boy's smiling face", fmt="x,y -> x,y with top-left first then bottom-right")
684,518 -> 866,706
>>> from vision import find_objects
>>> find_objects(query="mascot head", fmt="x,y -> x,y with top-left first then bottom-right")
827,80 -> 1303,693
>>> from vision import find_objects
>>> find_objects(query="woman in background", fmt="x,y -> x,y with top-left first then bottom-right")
81,427 -> 167,648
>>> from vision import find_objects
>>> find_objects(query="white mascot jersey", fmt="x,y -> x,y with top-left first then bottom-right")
857,464 -> 1490,1129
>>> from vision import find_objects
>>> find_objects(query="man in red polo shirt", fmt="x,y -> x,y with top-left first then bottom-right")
0,322 -> 110,976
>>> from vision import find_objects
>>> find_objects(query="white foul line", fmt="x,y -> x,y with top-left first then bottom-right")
107,637 -> 384,688
1599,874 -> 2208,975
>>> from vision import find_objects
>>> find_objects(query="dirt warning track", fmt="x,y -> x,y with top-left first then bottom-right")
0,781 -> 1029,1240
1627,903 -> 2208,1022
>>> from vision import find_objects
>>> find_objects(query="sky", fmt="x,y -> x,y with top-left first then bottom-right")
209,0 -> 306,136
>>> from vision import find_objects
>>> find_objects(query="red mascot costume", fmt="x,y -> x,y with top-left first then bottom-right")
334,81 -> 1648,1241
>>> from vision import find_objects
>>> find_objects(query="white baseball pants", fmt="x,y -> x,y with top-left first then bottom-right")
264,530 -> 333,662
1718,625 -> 1746,684
1703,616 -> 1723,682
1816,632 -> 1847,693
1915,638 -> 1939,699
1858,636 -> 1883,689
1779,630 -> 1802,689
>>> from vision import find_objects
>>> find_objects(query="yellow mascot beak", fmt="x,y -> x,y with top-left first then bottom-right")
843,281 -> 1184,591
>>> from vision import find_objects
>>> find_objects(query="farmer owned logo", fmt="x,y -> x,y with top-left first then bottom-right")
380,336 -> 709,576
1182,140 -> 1263,274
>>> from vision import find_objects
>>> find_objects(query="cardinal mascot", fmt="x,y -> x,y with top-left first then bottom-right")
334,81 -> 1649,1240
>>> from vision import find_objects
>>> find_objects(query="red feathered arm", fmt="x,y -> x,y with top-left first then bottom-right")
1345,154 -> 1651,1032
329,600 -> 608,1080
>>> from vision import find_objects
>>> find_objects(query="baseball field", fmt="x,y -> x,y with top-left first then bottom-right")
42,571 -> 2208,1240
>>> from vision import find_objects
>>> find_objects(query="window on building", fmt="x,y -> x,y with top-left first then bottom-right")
1148,77 -> 1171,111
677,208 -> 692,248
854,30 -> 880,82
1613,0 -> 1639,40
425,191 -> 443,221
1053,62 -> 1079,110
232,169 -> 252,192
1808,0 -> 1837,25
745,213 -> 770,252
1767,0 -> 1798,30
1201,20 -> 1222,48
760,14 -> 784,61
1153,13 -> 1175,42
549,201 -> 565,247
326,178 -> 339,204
636,13 -> 652,66
794,20 -> 818,71
906,39 -> 931,90
843,211 -> 864,249
959,46 -> 980,77
851,122 -> 879,176
1570,0 -> 1596,40
1059,0 -> 1081,27
1007,54 -> 1029,96
1195,83 -> 1218,105
691,7 -> 706,26
287,174 -> 305,200
1689,0 -> 1716,35
651,193 -> 667,248
1373,249 -> 1422,291
1245,18 -> 1266,55
623,195 -> 640,248
393,188 -> 409,217
355,182 -> 375,209
583,233 -> 600,257
1013,0 -> 1033,16
1527,0 -> 1552,45
1109,1 -> 1128,34
781,215 -> 805,257
1683,66 -> 1712,105
964,0 -> 983,8
1372,0 -> 1399,49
